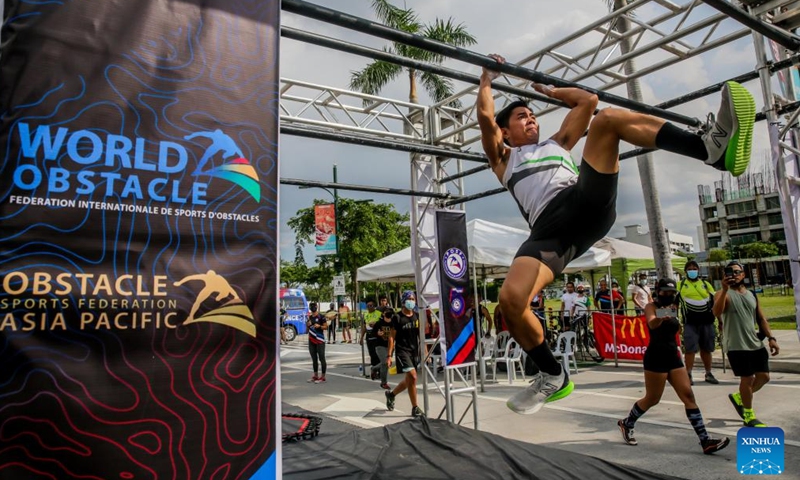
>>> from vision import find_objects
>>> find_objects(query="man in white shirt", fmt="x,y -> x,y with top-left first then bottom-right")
630,273 -> 652,315
560,282 -> 577,331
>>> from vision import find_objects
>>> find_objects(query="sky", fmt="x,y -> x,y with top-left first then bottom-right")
278,0 -> 781,266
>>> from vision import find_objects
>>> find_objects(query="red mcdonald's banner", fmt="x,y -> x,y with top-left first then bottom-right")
593,313 -> 682,361
593,313 -> 650,361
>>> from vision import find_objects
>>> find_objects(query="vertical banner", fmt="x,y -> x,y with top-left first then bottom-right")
0,1 -> 279,479
314,203 -> 337,256
435,210 -> 475,366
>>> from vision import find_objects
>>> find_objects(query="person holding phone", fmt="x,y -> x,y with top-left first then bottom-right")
617,279 -> 729,454
713,261 -> 780,427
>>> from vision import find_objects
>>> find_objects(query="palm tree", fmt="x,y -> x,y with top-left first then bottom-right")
349,0 -> 477,106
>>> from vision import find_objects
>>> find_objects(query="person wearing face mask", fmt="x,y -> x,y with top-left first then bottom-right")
373,308 -> 395,390
306,302 -> 328,384
617,279 -> 729,454
678,260 -> 720,385
630,273 -> 652,316
713,261 -> 780,428
385,291 -> 424,417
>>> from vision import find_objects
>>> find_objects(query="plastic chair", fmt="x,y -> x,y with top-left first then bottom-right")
493,337 -> 526,384
480,335 -> 497,382
552,331 -> 578,375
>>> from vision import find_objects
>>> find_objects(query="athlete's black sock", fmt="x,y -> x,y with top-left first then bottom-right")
623,401 -> 646,428
686,408 -> 710,441
525,342 -> 563,377
655,122 -> 708,161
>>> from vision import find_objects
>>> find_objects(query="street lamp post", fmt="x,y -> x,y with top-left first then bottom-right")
333,164 -> 342,311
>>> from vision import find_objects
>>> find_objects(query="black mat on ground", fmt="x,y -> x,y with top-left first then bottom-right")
283,416 -> 682,480
281,402 -> 356,438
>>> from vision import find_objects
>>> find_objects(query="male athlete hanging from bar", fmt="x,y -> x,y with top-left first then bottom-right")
477,54 -> 756,415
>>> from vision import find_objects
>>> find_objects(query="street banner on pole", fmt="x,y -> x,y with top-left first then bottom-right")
315,204 -> 337,256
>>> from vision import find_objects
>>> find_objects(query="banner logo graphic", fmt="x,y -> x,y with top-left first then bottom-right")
443,247 -> 467,280
449,287 -> 466,318
738,427 -> 784,475
175,270 -> 256,337
621,317 -> 647,339
185,130 -> 261,202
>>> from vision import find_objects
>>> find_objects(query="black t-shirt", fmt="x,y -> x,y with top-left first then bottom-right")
306,312 -> 327,344
391,310 -> 420,355
373,318 -> 393,348
279,308 -> 286,326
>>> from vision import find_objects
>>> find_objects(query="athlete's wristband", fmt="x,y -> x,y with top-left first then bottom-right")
768,336 -> 777,342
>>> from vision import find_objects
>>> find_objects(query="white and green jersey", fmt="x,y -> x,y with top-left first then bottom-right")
502,139 -> 579,227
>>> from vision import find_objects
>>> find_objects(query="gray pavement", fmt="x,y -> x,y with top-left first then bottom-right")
281,335 -> 800,480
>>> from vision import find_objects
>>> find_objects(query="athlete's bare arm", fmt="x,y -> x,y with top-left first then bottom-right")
477,54 -> 509,179
533,84 -> 598,151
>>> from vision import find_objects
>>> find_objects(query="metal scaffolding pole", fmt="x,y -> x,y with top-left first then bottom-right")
282,0 -> 701,127
700,0 -> 800,51
280,124 -> 486,162
615,0 -> 673,280
281,178 -> 456,199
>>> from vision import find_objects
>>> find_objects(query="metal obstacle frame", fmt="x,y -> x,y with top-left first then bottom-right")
279,0 -> 800,424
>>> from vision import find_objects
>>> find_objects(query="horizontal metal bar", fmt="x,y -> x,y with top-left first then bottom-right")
280,124 -> 487,162
281,27 -> 568,110
281,178 -> 455,199
443,187 -> 505,207
438,164 -> 491,184
281,115 -> 420,141
282,0 -> 701,127
699,0 -> 800,51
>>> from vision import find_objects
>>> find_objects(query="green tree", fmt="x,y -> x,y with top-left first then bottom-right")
673,250 -> 696,262
279,260 -> 307,288
287,198 -> 411,305
707,248 -> 730,281
349,0 -> 477,106
739,241 -> 780,286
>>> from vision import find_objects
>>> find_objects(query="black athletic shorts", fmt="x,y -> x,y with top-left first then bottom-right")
396,348 -> 420,373
727,348 -> 769,377
643,346 -> 684,373
515,160 -> 618,276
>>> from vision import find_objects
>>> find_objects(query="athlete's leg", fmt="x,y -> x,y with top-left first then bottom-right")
499,256 -> 553,351
618,369 -> 667,444
501,257 -> 574,414
583,82 -> 755,177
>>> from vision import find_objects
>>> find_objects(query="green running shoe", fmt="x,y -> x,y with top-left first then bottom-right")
703,81 -> 756,177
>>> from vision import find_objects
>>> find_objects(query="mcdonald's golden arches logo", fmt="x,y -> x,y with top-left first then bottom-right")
620,317 -> 646,340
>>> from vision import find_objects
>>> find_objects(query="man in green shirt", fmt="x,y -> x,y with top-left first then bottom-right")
712,261 -> 780,427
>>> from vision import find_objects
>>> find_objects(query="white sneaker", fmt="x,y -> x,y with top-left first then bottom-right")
506,368 -> 574,415
702,81 -> 755,177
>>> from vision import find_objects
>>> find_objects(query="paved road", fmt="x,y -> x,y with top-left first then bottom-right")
281,338 -> 800,479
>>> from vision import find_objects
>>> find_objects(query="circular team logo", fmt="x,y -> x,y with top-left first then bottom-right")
443,247 -> 467,280
450,296 -> 465,317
